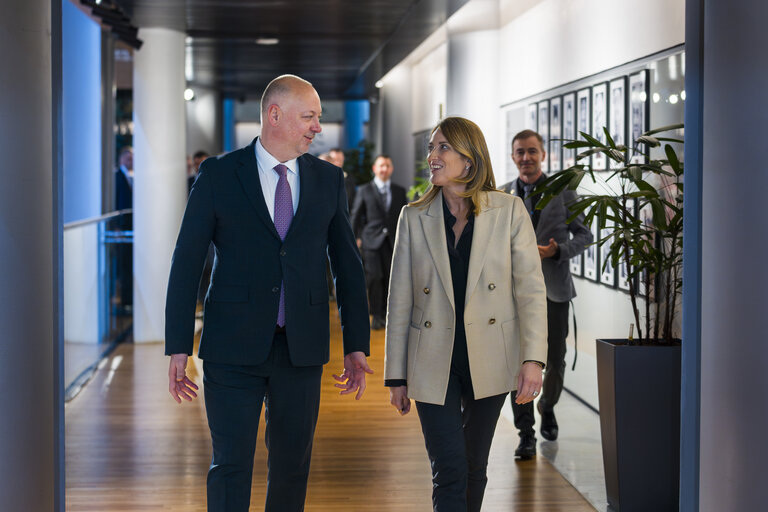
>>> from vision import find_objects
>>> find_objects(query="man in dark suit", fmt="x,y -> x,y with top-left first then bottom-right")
350,155 -> 407,330
165,75 -> 373,512
114,146 -> 133,210
500,129 -> 592,460
329,147 -> 356,209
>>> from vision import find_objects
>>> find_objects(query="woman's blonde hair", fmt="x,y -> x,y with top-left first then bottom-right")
411,116 -> 497,215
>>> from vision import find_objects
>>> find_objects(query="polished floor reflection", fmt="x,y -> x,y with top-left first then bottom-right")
66,307 -> 597,511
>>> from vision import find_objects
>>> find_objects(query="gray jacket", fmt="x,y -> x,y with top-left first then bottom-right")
501,178 -> 593,302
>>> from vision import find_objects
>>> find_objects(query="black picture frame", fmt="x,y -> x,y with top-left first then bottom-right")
617,198 -> 636,292
570,252 -> 583,278
577,87 -> 591,168
583,222 -> 599,282
549,96 -> 562,172
629,70 -> 649,164
537,100 -> 550,173
592,82 -> 608,170
562,92 -> 577,169
527,103 -> 538,130
609,76 -> 627,169
600,217 -> 617,287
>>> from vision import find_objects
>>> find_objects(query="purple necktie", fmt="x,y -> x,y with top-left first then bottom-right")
274,164 -> 293,327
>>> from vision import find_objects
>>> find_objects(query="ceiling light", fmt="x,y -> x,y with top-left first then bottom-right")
184,88 -> 195,101
375,80 -> 384,89
652,93 -> 661,103
680,90 -> 686,101
256,38 -> 279,46
669,94 -> 679,104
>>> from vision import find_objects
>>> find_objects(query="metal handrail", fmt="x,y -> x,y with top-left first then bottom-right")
63,209 -> 132,230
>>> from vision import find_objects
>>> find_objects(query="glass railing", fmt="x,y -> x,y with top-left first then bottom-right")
63,210 -> 133,400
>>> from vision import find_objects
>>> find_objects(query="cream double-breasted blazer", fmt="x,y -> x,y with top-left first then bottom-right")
384,189 -> 548,405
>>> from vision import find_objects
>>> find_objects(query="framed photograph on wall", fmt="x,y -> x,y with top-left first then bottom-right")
570,253 -> 583,278
600,218 -> 616,287
583,222 -> 599,281
549,96 -> 562,172
609,77 -> 627,169
562,92 -> 577,168
576,87 -> 591,167
636,200 -> 656,299
526,103 -> 538,130
617,199 -> 636,292
629,70 -> 649,164
592,82 -> 608,170
538,100 -> 550,173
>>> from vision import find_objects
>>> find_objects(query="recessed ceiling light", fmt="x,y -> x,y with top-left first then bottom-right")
375,80 -> 384,88
184,88 -> 195,101
256,38 -> 279,46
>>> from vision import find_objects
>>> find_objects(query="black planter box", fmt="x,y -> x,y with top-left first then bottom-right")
596,338 -> 681,512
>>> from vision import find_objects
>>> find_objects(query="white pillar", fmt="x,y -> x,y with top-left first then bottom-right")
0,0 -> 62,509
133,28 -> 187,343
446,28 -> 501,178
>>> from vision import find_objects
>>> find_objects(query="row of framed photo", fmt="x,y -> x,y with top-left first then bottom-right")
569,199 -> 654,297
526,69 -> 650,173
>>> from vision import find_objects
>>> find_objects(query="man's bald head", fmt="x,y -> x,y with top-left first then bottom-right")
261,75 -> 314,120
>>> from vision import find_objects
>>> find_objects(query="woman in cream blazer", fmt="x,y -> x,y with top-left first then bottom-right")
385,117 -> 547,512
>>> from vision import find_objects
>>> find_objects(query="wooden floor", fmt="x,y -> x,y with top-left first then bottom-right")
65,308 -> 596,511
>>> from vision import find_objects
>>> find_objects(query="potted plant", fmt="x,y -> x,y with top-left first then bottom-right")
534,124 -> 684,512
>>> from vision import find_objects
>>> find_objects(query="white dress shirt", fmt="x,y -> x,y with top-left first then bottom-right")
373,176 -> 391,211
255,137 -> 300,220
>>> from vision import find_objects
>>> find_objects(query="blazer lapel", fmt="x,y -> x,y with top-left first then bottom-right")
286,154 -> 314,239
465,193 -> 501,305
235,140 -> 280,239
419,192 -> 455,312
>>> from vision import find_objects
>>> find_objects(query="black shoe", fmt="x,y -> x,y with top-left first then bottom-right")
537,401 -> 559,441
514,435 -> 536,460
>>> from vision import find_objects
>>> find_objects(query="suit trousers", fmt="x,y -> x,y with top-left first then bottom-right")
362,239 -> 393,321
203,332 -> 323,512
415,372 -> 508,512
512,299 -> 569,436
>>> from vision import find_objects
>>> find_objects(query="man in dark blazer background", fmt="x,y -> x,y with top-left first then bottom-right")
350,155 -> 407,329
165,75 -> 372,512
500,129 -> 592,460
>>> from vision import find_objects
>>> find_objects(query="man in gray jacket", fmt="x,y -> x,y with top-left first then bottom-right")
500,129 -> 593,460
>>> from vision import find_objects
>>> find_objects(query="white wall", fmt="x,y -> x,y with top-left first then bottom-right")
499,0 -> 685,105
410,43 -> 447,134
380,65 -> 414,190
186,88 -> 221,156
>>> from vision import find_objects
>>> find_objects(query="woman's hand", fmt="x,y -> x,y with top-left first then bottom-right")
389,386 -> 411,415
514,361 -> 544,404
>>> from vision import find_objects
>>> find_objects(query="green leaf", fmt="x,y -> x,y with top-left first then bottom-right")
603,127 -> 616,147
580,131 -> 604,147
643,123 -> 684,136
636,135 -> 660,147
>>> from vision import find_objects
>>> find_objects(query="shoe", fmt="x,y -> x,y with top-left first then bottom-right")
514,435 -> 536,460
537,401 -> 559,441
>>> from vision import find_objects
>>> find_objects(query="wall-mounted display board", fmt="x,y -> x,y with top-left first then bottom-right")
562,92 -> 577,169
549,96 -> 562,172
629,70 -> 649,164
609,77 -> 627,169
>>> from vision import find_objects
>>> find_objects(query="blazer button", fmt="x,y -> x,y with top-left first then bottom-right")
424,321 -> 432,328
488,283 -> 496,290
488,318 -> 496,325
272,287 -> 279,293
423,287 -> 430,294
280,249 -> 287,256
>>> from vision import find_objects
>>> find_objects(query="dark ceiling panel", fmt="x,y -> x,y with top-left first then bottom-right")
114,0 -> 469,99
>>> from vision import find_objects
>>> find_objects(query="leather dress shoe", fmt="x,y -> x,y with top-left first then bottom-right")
537,401 -> 559,441
514,435 -> 536,460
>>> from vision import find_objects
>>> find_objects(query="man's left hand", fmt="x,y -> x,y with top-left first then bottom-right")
332,351 -> 374,400
538,238 -> 558,259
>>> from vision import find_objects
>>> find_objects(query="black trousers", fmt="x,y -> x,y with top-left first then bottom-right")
203,332 -> 323,512
362,240 -> 393,321
416,372 -> 508,512
512,298 -> 569,436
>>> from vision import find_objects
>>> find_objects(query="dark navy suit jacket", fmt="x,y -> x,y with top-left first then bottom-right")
165,139 -> 370,366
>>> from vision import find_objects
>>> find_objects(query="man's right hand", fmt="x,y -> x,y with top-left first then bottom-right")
168,353 -> 199,404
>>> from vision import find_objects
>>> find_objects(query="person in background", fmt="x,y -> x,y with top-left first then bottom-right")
330,147 -> 356,209
499,129 -> 593,460
385,117 -> 547,512
188,150 -> 210,193
165,74 -> 372,512
115,146 -> 133,210
350,155 -> 407,330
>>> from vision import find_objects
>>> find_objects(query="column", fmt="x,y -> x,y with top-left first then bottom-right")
132,28 -> 188,343
0,0 -> 62,509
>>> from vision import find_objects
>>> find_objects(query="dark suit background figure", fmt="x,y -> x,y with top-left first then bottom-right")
502,129 -> 592,460
165,76 -> 372,512
114,147 -> 133,309
350,155 -> 407,329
